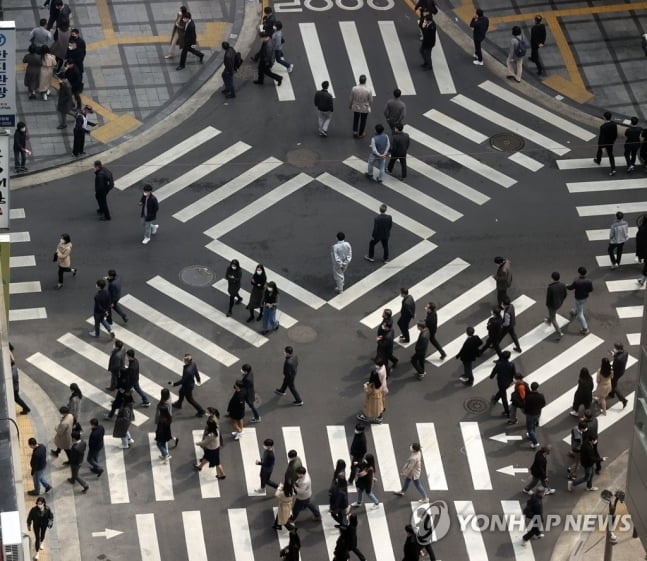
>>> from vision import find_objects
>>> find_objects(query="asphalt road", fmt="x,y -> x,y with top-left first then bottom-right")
8,3 -> 643,561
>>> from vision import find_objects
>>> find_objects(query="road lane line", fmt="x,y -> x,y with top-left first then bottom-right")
606,279 -> 644,292
299,23 -> 335,97
192,429 -> 220,498
577,202 -> 647,216
9,231 -> 30,242
556,158 -> 609,170
273,64 -> 296,102
567,178 -> 647,193
182,511 -> 208,561
136,514 -> 162,561
416,423 -> 448,491
460,422 -> 492,490
9,308 -> 47,321
326,425 -> 356,492
423,109 -> 487,143
431,34 -> 456,95
378,21 -> 415,95
10,255 -> 35,267
508,152 -> 543,171
371,424 -> 400,492
364,503 -> 396,561
239,427 -> 264,497
9,281 -> 41,294
148,433 -> 174,501
104,445 -> 129,503
228,509 -> 255,561
617,306 -> 643,318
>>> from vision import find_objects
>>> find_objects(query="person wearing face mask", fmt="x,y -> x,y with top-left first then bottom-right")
247,264 -> 267,322
27,497 -> 54,559
239,363 -> 260,422
225,259 -> 243,317
394,442 -> 429,502
13,122 -> 31,173
139,184 -> 159,245
261,281 -> 280,335
55,233 -> 77,288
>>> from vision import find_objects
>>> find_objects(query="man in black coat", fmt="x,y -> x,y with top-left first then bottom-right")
489,350 -> 516,417
140,184 -> 160,245
64,61 -> 83,112
545,271 -> 566,339
67,29 -> 87,74
106,269 -> 128,323
176,12 -> 204,70
314,81 -> 334,136
398,288 -> 416,343
594,111 -> 618,175
524,382 -> 546,449
240,363 -> 260,422
376,319 -> 398,369
411,321 -> 430,379
365,204 -> 392,263
387,124 -> 410,179
424,302 -> 446,359
87,418 -> 105,476
470,8 -> 489,65
529,15 -> 546,75
28,438 -> 52,495
94,160 -> 113,221
171,354 -> 205,416
480,306 -> 503,358
457,326 -> 482,386
68,431 -> 89,493
221,41 -> 237,98
523,445 -> 555,494
275,346 -> 303,405
253,32 -> 282,86
609,342 -> 629,408
348,424 -> 366,485
521,486 -> 545,544
499,296 -> 522,353
419,15 -> 436,70
90,279 -> 114,339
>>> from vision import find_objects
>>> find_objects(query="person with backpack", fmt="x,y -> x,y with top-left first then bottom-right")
508,373 -> 529,425
93,160 -> 114,221
506,25 -> 526,83
221,41 -> 238,99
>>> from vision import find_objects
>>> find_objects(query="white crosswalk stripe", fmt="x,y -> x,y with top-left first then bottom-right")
182,511 -> 208,561
606,279 -> 644,292
10,208 -> 26,219
556,158 -> 610,170
424,108 -> 487,143
371,424 -> 400,492
587,226 -> 637,241
340,21 -> 374,96
577,201 -> 647,216
9,308 -> 47,321
460,422 -> 492,490
9,231 -> 30,242
501,501 -> 536,561
228,509 -> 255,561
9,281 -> 41,294
299,23 -> 335,98
567,178 -> 647,193
239,427 -> 264,497
9,255 -> 35,267
431,35 -> 456,95
436,276 -> 497,327
273,64 -> 296,102
508,152 -> 543,171
148,433 -> 174,500
364,504 -> 396,561
136,514 -> 162,561
378,21 -> 415,96
283,426 -> 308,468
105,445 -> 129,504
326,425 -> 356,493
192,430 -> 221,498
454,501 -> 489,559
416,423 -> 448,491
616,306 -> 643,318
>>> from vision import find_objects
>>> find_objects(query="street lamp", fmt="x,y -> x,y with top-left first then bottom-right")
600,489 -> 625,561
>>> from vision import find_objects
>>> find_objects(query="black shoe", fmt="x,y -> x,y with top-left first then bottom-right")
67,478 -> 75,484
277,77 -> 283,86
44,485 -> 52,493
28,490 -> 40,496
50,450 -> 59,457
622,399 -> 628,409
72,268 -> 77,277
224,94 -> 236,98
173,437 -> 179,448
20,409 -> 30,414
196,411 -> 206,417
246,316 -> 254,323
199,54 -> 204,64
96,469 -> 104,478
253,80 -> 263,84
82,486 -> 89,493
172,403 -> 181,409
176,65 -> 185,70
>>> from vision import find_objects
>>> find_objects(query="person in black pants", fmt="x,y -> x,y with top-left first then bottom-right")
176,12 -> 204,70
499,297 -> 522,353
397,288 -> 415,343
365,204 -> 392,263
171,354 -> 205,416
594,111 -> 618,175
94,160 -> 113,221
68,431 -> 89,493
255,438 -> 277,493
456,326 -> 482,386
411,321 -> 430,380
12,360 -> 31,414
253,32 -> 282,85
480,306 -> 503,358
225,259 -> 243,317
529,15 -> 546,75
275,346 -> 303,405
419,15 -> 436,70
240,363 -> 261,422
469,8 -> 489,65
375,319 -> 398,369
27,497 -> 54,560
521,487 -> 545,545
609,343 -> 629,408
489,350 -> 516,418
387,124 -> 410,179
106,269 -> 128,323
348,424 -> 367,485
424,302 -> 446,359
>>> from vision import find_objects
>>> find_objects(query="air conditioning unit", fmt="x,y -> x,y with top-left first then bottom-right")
1,512 -> 24,561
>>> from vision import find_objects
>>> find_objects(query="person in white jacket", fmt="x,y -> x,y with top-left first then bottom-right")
331,232 -> 352,293
394,442 -> 428,502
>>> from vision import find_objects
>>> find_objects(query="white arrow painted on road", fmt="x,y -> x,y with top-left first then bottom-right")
91,529 -> 123,540
497,465 -> 529,477
489,432 -> 523,444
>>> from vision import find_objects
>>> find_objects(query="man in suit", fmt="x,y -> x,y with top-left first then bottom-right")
397,288 -> 416,343
456,326 -> 482,386
529,15 -> 546,75
411,321 -> 430,380
594,111 -> 618,176
176,12 -> 204,70
365,204 -> 392,263
387,124 -> 410,179
275,346 -> 303,406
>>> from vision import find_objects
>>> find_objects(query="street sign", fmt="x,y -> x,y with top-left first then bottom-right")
0,131 -> 8,229
0,23 -> 16,128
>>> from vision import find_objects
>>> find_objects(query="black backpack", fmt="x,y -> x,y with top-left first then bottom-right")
514,37 -> 527,57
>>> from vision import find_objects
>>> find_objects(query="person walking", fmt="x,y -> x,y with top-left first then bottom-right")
608,211 -> 629,269
12,359 -> 31,415
387,124 -> 410,179
89,279 -> 115,339
500,296 -> 522,353
411,321 -> 429,380
124,349 -> 150,407
106,339 -> 125,391
253,32 -> 282,85
51,406 -> 73,460
139,184 -> 160,245
480,306 -> 503,358
567,420 -> 587,480
261,281 -> 280,334
493,256 -> 512,306
87,418 -> 105,476
348,424 -> 367,485
609,342 -> 629,408
225,259 -> 243,317
545,271 -> 566,338
23,46 -> 42,100
456,326 -> 482,386
394,442 -> 428,501
275,346 -> 303,406
240,364 -> 261,423
67,383 -> 82,424
194,418 -> 226,477
106,270 -> 127,323
221,41 -> 237,98
171,354 -> 206,417
349,75 -> 372,138
27,497 -> 54,560
520,486 -> 545,546
30,19 -> 53,50
523,446 -> 555,495
508,373 -> 529,425
165,6 -> 187,59
356,368 -> 384,423
255,438 -> 278,493
624,116 -> 642,171
470,8 -> 489,65
56,75 -> 74,129
331,232 -> 352,293
383,89 -> 406,133
506,26 -> 526,82
290,466 -> 322,521
106,359 -> 133,419
226,382 -> 245,440
38,45 -> 57,100
489,350 -> 516,418
280,529 -> 301,561
352,453 -> 380,508
285,450 -> 303,485
397,288 -> 415,343
13,122 -> 31,173
28,438 -> 52,495
364,204 -> 392,263
567,266 -> 593,335
419,15 -> 436,70
273,478 -> 296,530
314,81 -> 333,137
247,264 -> 266,322
271,21 -> 293,72
72,105 -> 94,157
425,302 -> 446,359
529,15 -> 546,75
570,367 -> 594,416
113,393 -> 135,449
375,317 -> 398,369
595,357 -> 614,415
176,12 -> 204,70
155,388 -> 178,458
568,438 -> 606,492
365,124 -> 390,183
94,160 -> 113,221
524,382 -> 546,449
594,111 -> 618,176
329,474 -> 349,528
68,430 -> 89,493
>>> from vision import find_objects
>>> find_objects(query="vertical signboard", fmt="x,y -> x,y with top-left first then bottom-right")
0,132 -> 8,228
0,22 -> 16,128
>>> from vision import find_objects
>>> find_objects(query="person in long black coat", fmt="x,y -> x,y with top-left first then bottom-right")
225,259 -> 243,316
247,264 -> 266,322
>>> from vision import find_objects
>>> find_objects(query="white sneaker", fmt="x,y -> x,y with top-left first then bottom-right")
164,455 -> 171,462
151,224 -> 159,235
586,486 -> 599,491
371,503 -> 380,509
253,488 -> 265,494
522,488 -> 533,495
142,237 -> 151,245
351,502 -> 361,508
544,488 -> 556,495
233,432 -> 241,441
288,64 -> 294,73
473,60 -> 484,65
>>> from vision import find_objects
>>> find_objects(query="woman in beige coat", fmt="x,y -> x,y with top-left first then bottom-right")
595,357 -> 614,415
38,46 -> 57,100
272,478 -> 295,530
394,442 -> 428,502
51,406 -> 74,459
55,233 -> 76,288
357,368 -> 384,423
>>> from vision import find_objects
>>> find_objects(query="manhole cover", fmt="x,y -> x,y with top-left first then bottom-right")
489,132 -> 525,152
288,324 -> 317,343
286,148 -> 319,169
179,265 -> 215,287
464,397 -> 489,414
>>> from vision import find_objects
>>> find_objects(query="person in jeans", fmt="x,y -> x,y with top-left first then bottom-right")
567,267 -> 593,335
139,184 -> 159,245
524,382 -> 546,449
28,438 -> 52,495
366,124 -> 390,183
608,211 -> 629,269
568,438 -> 606,492
261,281 -> 280,335
394,442 -> 428,502
523,445 -> 555,495
352,454 -> 380,508
290,466 -> 322,521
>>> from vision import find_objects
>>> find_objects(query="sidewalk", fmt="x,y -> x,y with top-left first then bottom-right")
6,0 -> 249,174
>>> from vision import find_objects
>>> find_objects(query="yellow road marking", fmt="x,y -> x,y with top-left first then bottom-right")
488,1 -> 647,24
95,0 -> 116,39
91,114 -> 141,143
